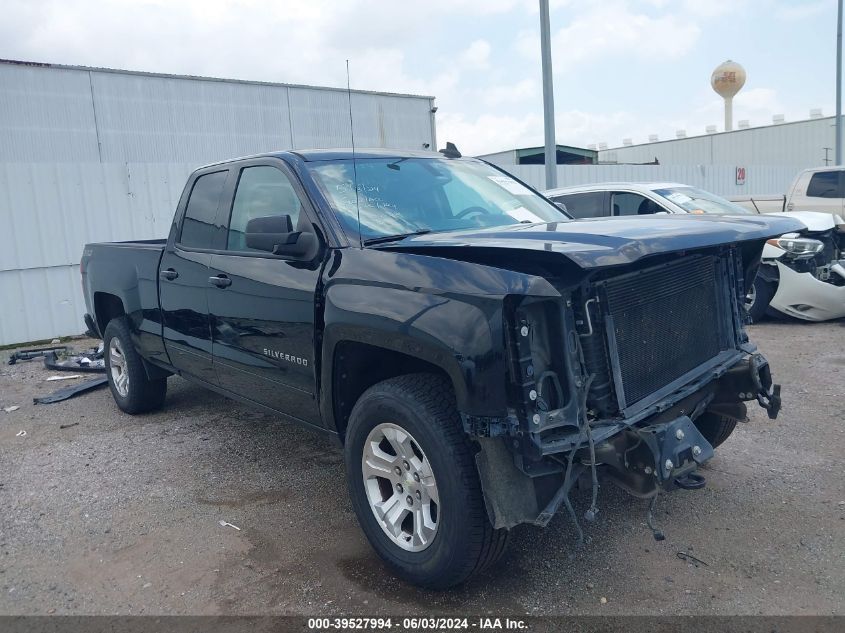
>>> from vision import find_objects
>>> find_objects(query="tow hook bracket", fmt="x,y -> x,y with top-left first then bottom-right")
636,416 -> 714,487
674,473 -> 706,490
750,353 -> 781,419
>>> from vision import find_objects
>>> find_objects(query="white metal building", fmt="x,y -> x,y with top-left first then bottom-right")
598,116 -> 836,167
0,59 -> 437,345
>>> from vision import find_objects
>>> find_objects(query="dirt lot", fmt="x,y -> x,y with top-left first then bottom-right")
1,321 -> 844,616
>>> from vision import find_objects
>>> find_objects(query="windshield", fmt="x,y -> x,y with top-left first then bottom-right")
307,157 -> 568,242
653,186 -> 752,215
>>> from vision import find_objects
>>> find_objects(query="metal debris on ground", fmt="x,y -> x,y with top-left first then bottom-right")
59,422 -> 79,430
43,347 -> 106,374
3,406 -> 20,413
33,376 -> 108,405
218,520 -> 242,531
7,346 -> 69,365
46,375 -> 82,381
16,430 -> 26,437
676,551 -> 709,567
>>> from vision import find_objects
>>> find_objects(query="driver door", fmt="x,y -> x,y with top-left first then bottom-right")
207,160 -> 323,425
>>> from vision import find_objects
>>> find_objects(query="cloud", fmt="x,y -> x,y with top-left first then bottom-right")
516,1 -> 701,71
459,40 -> 492,70
774,1 -> 828,20
441,106 -> 637,155
480,78 -> 539,106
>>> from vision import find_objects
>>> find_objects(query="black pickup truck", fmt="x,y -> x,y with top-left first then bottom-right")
81,148 -> 802,588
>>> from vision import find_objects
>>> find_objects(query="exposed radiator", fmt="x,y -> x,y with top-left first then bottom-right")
597,255 -> 728,409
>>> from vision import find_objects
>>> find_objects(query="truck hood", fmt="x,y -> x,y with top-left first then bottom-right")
380,214 -> 806,269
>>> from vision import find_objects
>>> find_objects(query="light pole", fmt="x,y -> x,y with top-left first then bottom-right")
539,0 -> 557,188
837,0 -> 843,164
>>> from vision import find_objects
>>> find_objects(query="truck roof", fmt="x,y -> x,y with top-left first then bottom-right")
200,148 -> 445,169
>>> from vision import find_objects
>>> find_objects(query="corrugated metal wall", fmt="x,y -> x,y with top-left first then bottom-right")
0,163 -> 194,345
0,62 -> 436,163
508,164 -> 804,197
0,61 -> 436,345
598,117 -> 836,167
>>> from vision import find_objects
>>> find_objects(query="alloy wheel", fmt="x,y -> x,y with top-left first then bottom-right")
361,422 -> 439,552
108,337 -> 129,397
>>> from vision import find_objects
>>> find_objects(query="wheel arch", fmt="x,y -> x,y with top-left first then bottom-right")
93,292 -> 126,333
324,338 -> 458,442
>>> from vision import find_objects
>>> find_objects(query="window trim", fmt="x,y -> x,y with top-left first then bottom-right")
195,157 -> 326,260
175,168 -> 231,251
223,164 -> 306,255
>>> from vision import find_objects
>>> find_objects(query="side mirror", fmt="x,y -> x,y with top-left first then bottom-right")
245,215 -> 318,258
555,202 -> 569,213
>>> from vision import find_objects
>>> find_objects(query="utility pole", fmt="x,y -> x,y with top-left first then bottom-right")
539,0 -> 557,188
837,0 -> 843,164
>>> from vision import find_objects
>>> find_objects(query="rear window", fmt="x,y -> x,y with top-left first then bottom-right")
551,192 -> 606,218
179,171 -> 228,248
807,171 -> 841,198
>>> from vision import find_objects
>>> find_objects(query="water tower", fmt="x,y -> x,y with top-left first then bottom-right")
711,60 -> 746,131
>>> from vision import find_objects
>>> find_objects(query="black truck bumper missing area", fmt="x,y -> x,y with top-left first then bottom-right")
475,351 -> 782,530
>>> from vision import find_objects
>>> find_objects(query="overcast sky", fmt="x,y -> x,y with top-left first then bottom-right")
0,0 -> 837,155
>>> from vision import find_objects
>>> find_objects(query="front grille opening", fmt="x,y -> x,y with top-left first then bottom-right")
599,255 -> 727,408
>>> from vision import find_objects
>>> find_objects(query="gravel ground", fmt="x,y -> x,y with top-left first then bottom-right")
1,321 -> 843,616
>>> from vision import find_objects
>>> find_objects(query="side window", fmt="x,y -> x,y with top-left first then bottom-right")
806,171 -> 840,198
552,192 -> 607,218
612,192 -> 658,215
179,171 -> 228,248
226,166 -> 303,253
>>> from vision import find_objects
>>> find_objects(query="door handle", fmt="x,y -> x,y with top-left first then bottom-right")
209,274 -> 232,288
159,268 -> 179,281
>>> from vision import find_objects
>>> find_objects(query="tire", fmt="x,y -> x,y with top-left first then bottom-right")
694,412 -> 738,448
103,317 -> 167,414
745,275 -> 775,323
344,373 -> 509,589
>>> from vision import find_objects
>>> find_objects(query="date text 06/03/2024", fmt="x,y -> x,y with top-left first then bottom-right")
306,617 -> 528,630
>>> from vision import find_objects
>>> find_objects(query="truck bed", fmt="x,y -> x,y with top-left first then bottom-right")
80,239 -> 167,361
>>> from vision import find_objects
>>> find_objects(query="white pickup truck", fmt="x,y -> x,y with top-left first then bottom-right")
544,182 -> 845,322
730,167 -> 845,217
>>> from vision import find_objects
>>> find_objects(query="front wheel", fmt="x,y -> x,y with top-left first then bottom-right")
103,317 -> 167,414
694,412 -> 738,448
345,374 -> 509,589
745,275 -> 775,322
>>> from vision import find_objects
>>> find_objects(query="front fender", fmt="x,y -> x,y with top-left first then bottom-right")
322,283 -> 506,417
317,247 -> 565,433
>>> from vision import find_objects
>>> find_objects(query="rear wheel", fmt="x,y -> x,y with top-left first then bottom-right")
345,374 -> 509,589
745,276 -> 775,322
694,412 -> 738,448
103,317 -> 167,414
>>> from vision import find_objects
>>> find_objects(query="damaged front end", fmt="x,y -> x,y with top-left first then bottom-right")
764,224 -> 845,321
466,246 -> 782,536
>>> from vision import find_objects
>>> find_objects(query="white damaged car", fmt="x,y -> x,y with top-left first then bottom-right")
544,182 -> 845,322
